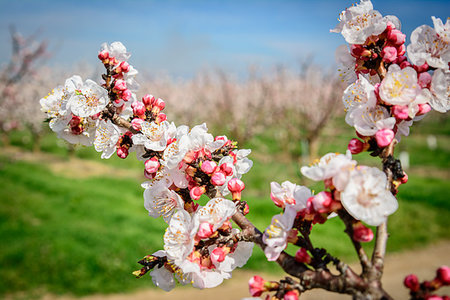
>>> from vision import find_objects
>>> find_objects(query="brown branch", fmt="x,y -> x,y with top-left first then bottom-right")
337,209 -> 372,274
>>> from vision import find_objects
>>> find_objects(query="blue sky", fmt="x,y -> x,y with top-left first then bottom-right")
0,0 -> 449,78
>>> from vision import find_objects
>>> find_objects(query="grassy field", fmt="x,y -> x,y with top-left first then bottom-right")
1,113 -> 449,298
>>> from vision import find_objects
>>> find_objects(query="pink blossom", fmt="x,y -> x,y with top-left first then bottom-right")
284,290 -> 300,300
132,101 -> 146,116
417,103 -> 432,115
294,248 -> 311,264
114,79 -> 127,91
156,113 -> 167,123
190,186 -> 206,201
142,94 -> 155,108
404,274 -> 420,291
392,105 -> 409,120
131,118 -> 144,131
210,247 -> 229,264
154,98 -> 166,110
201,160 -> 217,174
211,171 -> 226,186
121,89 -> 132,101
375,128 -> 395,147
196,222 -> 214,239
387,29 -> 406,45
228,178 -> 245,201
418,72 -> 432,89
119,61 -> 130,73
220,162 -> 233,176
397,44 -> 406,56
348,138 -> 365,154
310,191 -> 332,214
144,157 -> 160,174
352,222 -> 374,242
117,146 -> 128,159
381,46 -> 398,63
437,266 -> 450,285
249,275 -> 266,297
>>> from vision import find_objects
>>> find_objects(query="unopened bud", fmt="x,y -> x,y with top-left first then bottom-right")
392,105 -> 409,120
404,274 -> 420,291
295,248 -> 311,264
117,147 -> 129,159
381,46 -> 397,63
114,79 -> 127,91
201,160 -> 217,174
352,222 -> 374,242
211,171 -> 226,186
121,89 -> 132,101
132,101 -> 146,117
348,138 -> 365,154
142,94 -> 155,108
375,128 -> 395,147
437,266 -> 450,285
144,157 -> 160,174
190,185 -> 206,201
131,118 -> 144,131
220,162 -> 233,176
156,113 -> 167,124
249,275 -> 266,297
119,61 -> 130,73
197,222 -> 214,239
228,178 -> 245,201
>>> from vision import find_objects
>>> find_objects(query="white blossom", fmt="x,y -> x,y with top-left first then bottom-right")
164,210 -> 199,263
379,65 -> 421,106
67,79 -> 109,118
346,105 -> 396,137
341,166 -> 398,226
132,121 -> 177,152
262,208 -> 296,261
94,119 -> 121,159
427,69 -> 450,113
407,23 -> 450,69
331,0 -> 387,44
342,75 -> 377,112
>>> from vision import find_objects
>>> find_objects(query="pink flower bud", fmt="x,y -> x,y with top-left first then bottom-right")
131,118 -> 144,131
375,128 -> 395,147
144,157 -> 160,174
437,266 -> 450,285
387,29 -> 406,45
114,79 -> 127,91
211,171 -> 226,186
350,44 -> 365,57
417,103 -> 431,115
243,202 -> 250,215
400,172 -> 408,184
132,101 -> 146,116
220,162 -> 233,176
215,135 -> 228,142
121,89 -> 132,101
249,275 -> 266,297
189,186 -> 206,201
418,72 -> 432,88
197,222 -> 214,239
69,115 -> 81,127
98,50 -> 109,61
348,138 -> 365,154
144,170 -> 154,180
117,147 -> 128,159
201,160 -> 217,174
414,62 -> 429,73
228,178 -> 245,201
295,248 -> 311,264
284,290 -> 300,300
381,46 -> 398,63
311,191 -> 332,213
396,55 -> 407,64
156,113 -> 167,123
142,94 -> 155,108
427,296 -> 444,300
392,105 -> 409,120
154,98 -> 165,110
400,60 -> 412,69
352,222 -> 374,242
119,61 -> 130,73
404,274 -> 420,291
397,44 -> 406,56
210,247 -> 229,264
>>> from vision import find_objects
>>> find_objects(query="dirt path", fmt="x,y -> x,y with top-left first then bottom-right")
41,241 -> 450,300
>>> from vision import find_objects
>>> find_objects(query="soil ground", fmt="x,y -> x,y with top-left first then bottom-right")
41,240 -> 450,300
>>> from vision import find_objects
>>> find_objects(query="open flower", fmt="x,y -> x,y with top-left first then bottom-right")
331,0 -> 387,44
341,166 -> 398,226
67,79 -> 109,118
164,210 -> 199,263
143,179 -> 184,223
132,121 -> 177,152
407,21 -> 450,69
263,208 -> 297,261
94,119 -> 122,159
379,65 -> 421,106
342,75 -> 377,112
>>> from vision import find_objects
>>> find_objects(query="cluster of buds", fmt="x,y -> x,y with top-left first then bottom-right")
404,266 -> 450,299
249,275 -> 300,300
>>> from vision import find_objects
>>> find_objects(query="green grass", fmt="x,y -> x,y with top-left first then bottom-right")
1,114 -> 449,297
